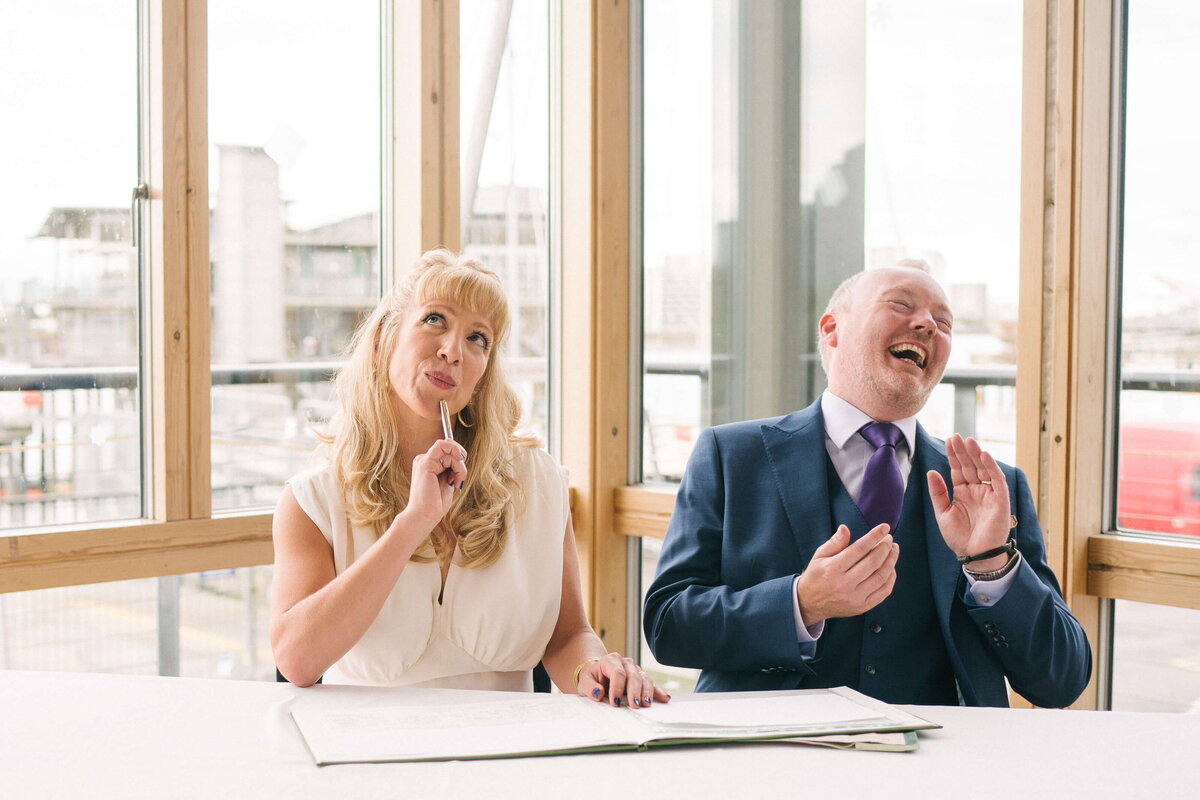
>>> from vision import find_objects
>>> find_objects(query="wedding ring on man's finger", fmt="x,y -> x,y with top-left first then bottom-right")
979,480 -> 992,485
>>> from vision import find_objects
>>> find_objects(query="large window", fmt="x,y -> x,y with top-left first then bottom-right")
0,0 -> 383,679
0,2 -> 140,529
640,0 -> 1022,488
1114,2 -> 1200,541
208,0 -> 382,513
0,569 -> 273,680
1108,1 -> 1200,712
460,0 -> 552,442
638,0 -> 1023,690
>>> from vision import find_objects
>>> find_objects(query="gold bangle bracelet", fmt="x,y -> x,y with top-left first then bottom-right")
573,657 -> 600,688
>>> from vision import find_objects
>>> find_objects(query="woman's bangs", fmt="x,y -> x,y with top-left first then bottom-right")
417,265 -> 509,343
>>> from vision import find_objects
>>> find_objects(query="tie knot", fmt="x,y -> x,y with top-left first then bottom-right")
861,421 -> 902,451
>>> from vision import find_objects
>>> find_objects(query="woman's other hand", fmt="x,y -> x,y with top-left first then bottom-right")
576,652 -> 671,709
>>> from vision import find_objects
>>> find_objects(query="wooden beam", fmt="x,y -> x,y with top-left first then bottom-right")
1018,0 -> 1116,710
561,0 -> 596,620
1089,535 -> 1200,611
1016,0 -> 1048,516
613,487 -> 674,539
561,0 -> 632,650
150,0 -> 210,522
393,0 -> 460,271
0,516 -> 273,594
185,0 -> 212,519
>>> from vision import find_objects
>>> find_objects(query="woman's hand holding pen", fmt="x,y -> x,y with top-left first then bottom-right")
403,437 -> 468,533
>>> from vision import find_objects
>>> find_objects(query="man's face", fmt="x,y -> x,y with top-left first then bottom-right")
820,268 -> 953,421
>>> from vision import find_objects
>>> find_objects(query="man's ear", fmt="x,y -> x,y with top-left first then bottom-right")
818,312 -> 838,348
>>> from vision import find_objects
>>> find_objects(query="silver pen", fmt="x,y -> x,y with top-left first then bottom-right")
439,400 -> 454,442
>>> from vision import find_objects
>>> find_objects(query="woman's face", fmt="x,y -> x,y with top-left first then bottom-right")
385,297 -> 494,434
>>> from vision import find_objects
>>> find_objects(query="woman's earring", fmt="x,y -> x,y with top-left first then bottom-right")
457,406 -> 475,428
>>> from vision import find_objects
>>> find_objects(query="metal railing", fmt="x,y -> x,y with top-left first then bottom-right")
0,361 -> 342,392
6,361 -> 1197,398
641,362 -> 1200,439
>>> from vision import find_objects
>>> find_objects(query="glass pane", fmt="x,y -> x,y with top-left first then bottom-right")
866,0 -> 1023,464
640,1 -> 1023,486
641,0 -> 712,483
1115,3 -> 1200,539
0,568 -> 273,680
460,0 -> 551,443
0,2 -> 141,529
1112,600 -> 1200,712
208,1 -> 382,512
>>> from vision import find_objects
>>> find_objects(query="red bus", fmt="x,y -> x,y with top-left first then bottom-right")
1116,423 -> 1200,537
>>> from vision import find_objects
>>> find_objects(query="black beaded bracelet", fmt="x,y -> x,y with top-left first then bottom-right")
957,535 -> 1017,565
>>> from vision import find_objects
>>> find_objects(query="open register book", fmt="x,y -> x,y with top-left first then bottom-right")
290,686 -> 939,765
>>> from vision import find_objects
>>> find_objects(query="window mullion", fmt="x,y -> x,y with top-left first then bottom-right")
146,0 -> 210,523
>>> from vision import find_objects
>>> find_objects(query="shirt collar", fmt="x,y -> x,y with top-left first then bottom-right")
821,389 -> 918,454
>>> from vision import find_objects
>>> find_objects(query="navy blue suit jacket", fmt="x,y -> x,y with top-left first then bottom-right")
643,399 -> 1091,707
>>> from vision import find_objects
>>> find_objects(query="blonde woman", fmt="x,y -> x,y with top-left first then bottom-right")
271,249 -> 666,708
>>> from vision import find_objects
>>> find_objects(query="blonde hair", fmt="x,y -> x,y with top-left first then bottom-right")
319,249 -> 537,569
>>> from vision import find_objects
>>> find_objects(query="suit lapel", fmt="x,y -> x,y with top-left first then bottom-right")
760,399 -> 832,561
916,425 -> 964,641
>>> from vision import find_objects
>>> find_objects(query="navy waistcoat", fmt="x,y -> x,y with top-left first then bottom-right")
799,459 -> 958,705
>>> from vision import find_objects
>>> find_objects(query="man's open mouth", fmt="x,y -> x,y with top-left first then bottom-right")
888,343 -> 927,369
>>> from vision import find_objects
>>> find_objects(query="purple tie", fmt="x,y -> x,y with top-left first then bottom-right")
858,422 -> 904,533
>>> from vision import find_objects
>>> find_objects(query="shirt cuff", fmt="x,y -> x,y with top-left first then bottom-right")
791,575 -> 826,643
964,554 -> 1023,606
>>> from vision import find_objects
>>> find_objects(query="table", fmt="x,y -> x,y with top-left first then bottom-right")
2,670 -> 1195,799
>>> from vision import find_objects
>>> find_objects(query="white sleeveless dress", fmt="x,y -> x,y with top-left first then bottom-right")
287,447 -> 568,691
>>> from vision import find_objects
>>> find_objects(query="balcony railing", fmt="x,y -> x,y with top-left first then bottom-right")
0,361 -> 342,392
642,362 -> 1200,439
3,362 -> 1199,504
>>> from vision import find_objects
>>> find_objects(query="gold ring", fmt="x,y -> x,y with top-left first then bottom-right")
979,480 -> 992,485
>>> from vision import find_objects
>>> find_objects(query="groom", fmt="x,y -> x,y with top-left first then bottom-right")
643,262 -> 1091,707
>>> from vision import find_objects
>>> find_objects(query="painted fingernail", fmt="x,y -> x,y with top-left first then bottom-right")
633,697 -> 641,707
615,698 -> 622,707
643,696 -> 650,705
592,688 -> 601,699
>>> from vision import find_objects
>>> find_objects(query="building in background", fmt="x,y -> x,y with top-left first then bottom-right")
2,145 -> 551,525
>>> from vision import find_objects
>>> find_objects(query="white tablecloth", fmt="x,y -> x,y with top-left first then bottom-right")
1,670 -> 1195,799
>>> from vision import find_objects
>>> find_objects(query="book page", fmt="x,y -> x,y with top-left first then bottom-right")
631,687 -> 937,742
636,691 -> 882,736
292,695 -> 647,764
